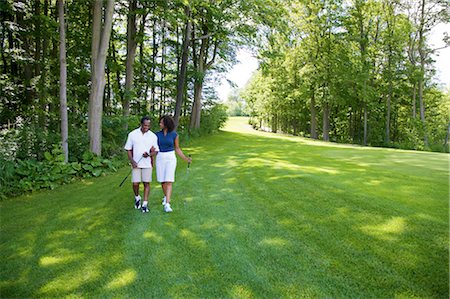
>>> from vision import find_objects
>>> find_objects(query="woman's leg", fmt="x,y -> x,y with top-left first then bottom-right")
165,182 -> 173,204
161,182 -> 166,196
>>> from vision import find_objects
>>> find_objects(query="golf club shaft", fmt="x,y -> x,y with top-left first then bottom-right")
119,155 -> 144,187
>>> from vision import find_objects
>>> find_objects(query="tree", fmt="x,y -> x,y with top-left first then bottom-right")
88,0 -> 114,155
174,4 -> 191,129
122,0 -> 138,131
58,0 -> 68,163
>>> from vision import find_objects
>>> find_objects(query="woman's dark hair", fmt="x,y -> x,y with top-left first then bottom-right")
160,115 -> 175,132
141,116 -> 151,124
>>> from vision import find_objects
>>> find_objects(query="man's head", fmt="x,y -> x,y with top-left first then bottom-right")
140,116 -> 151,133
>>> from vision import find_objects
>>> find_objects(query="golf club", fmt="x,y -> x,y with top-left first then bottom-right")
183,154 -> 192,209
119,155 -> 144,187
186,154 -> 191,176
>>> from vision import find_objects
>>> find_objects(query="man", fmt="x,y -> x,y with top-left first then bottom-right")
124,116 -> 159,213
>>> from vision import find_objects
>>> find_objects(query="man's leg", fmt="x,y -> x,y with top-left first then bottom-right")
141,168 -> 151,213
133,183 -> 140,196
132,168 -> 142,209
141,183 -> 150,212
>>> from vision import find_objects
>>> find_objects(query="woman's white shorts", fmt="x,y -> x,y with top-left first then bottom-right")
156,151 -> 177,182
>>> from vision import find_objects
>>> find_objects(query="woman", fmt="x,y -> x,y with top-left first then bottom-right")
155,115 -> 192,212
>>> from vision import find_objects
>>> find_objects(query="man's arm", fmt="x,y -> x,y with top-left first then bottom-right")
127,149 -> 138,168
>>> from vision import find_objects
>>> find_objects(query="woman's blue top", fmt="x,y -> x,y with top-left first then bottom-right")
156,130 -> 178,152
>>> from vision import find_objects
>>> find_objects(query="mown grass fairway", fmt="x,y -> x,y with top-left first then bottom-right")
1,117 -> 448,298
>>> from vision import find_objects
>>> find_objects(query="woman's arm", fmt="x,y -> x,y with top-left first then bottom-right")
174,136 -> 192,163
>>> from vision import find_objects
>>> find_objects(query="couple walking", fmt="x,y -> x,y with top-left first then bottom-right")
124,115 -> 192,213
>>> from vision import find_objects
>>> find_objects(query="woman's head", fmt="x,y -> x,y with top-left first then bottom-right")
159,115 -> 175,132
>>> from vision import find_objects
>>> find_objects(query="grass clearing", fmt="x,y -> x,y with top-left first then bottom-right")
1,117 -> 448,298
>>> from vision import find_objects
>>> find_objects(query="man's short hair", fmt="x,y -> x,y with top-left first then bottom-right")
141,116 -> 151,124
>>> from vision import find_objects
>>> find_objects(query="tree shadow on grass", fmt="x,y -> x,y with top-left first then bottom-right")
0,174 -> 142,297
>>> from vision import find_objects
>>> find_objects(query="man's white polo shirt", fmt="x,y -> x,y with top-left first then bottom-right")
124,127 -> 159,168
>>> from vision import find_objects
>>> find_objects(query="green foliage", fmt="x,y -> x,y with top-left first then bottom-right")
244,0 -> 448,152
196,103 -> 228,135
0,145 -> 120,199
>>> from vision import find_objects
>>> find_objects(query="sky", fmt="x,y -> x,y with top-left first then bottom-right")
217,23 -> 449,102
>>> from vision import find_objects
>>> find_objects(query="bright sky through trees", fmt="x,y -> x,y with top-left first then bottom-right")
218,23 -> 449,102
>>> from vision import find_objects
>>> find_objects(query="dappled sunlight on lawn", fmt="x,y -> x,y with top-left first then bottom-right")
105,269 -> 137,290
38,260 -> 102,295
143,231 -> 164,243
39,252 -> 83,267
259,237 -> 291,249
229,284 -> 254,298
360,217 -> 407,241
180,229 -> 208,249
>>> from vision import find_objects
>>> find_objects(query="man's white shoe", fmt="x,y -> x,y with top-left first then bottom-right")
164,203 -> 172,213
162,196 -> 167,206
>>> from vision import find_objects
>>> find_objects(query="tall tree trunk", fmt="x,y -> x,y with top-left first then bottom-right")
322,102 -> 330,141
34,0 -> 41,77
386,82 -> 392,144
151,16 -> 157,112
111,34 -> 123,103
190,82 -> 203,128
105,63 -> 111,115
160,19 -> 166,116
137,11 -> 148,101
363,102 -> 368,146
123,0 -> 137,131
39,0 -> 49,129
190,25 -> 218,130
418,76 -> 428,146
58,0 -> 68,163
412,82 -> 416,118
88,0 -> 114,155
174,6 -> 191,129
310,84 -> 317,139
417,0 -> 428,147
17,2 -> 33,106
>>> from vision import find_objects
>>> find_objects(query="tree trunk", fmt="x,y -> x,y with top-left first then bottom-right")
34,0 -> 41,77
123,0 -> 137,131
105,63 -> 111,115
159,19 -> 166,116
412,82 -> 416,118
39,0 -> 49,129
174,6 -> 191,129
363,102 -> 368,146
58,0 -> 68,163
88,0 -> 114,155
151,16 -> 158,112
322,102 -> 330,141
417,0 -> 428,147
111,34 -> 123,103
190,25 -> 218,130
17,2 -> 33,106
418,76 -> 428,146
385,82 -> 392,144
310,84 -> 317,139
190,81 -> 203,129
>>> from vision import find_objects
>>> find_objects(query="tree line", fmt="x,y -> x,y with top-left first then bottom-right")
1,0 -> 277,162
242,0 -> 449,152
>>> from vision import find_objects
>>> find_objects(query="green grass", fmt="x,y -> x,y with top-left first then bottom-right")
1,117 -> 448,298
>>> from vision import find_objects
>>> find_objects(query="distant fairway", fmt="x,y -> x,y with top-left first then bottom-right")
1,117 -> 448,298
